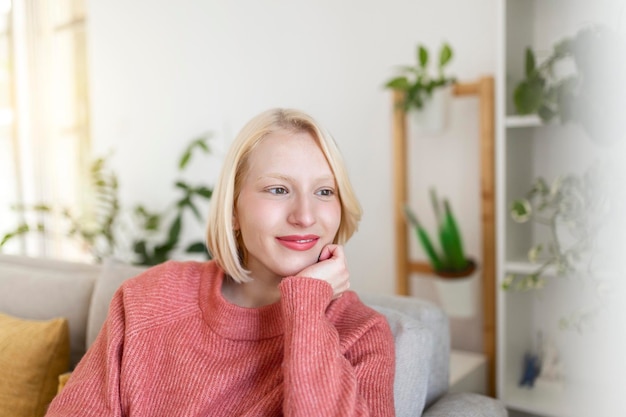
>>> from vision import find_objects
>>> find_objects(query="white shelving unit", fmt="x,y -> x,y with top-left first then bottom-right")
496,1 -> 615,416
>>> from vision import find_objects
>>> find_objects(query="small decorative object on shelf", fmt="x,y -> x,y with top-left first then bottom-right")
519,352 -> 541,388
535,335 -> 565,391
384,42 -> 456,132
404,188 -> 475,279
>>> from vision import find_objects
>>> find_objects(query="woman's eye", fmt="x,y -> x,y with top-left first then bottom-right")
316,188 -> 335,197
268,187 -> 288,195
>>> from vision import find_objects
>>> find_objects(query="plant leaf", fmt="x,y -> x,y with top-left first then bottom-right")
513,78 -> 544,115
194,186 -> 213,199
175,181 -> 191,192
179,149 -> 192,170
179,136 -> 212,170
166,214 -> 182,248
525,47 -> 536,78
441,199 -> 467,271
439,43 -> 453,68
185,242 -> 207,253
537,105 -> 556,122
510,199 -> 532,223
528,244 -> 543,263
418,45 -> 428,69
404,205 -> 443,271
385,76 -> 410,90
0,224 -> 30,247
187,200 -> 202,221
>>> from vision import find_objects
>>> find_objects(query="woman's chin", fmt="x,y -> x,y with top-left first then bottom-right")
278,259 -> 318,278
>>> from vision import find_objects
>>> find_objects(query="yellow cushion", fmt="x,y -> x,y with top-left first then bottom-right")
0,313 -> 70,417
57,372 -> 72,394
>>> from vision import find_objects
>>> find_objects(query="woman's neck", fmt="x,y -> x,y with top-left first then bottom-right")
221,275 -> 282,308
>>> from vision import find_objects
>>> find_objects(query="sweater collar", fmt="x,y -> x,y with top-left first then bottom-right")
199,262 -> 284,340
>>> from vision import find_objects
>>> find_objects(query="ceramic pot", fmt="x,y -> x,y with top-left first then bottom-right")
410,85 -> 453,134
433,259 -> 479,318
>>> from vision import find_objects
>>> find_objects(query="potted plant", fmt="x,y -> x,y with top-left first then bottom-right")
504,171 -> 611,332
504,175 -> 593,292
404,188 -> 475,277
405,188 -> 477,317
513,25 -> 624,145
385,42 -> 456,133
1,135 -> 214,266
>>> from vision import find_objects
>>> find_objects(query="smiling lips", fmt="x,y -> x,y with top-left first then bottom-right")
276,235 -> 319,251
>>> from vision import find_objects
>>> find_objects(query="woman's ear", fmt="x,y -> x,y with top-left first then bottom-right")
232,211 -> 240,231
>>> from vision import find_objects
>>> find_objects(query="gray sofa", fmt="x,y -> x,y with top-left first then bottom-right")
0,254 -> 506,417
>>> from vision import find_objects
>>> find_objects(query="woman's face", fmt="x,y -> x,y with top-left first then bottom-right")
234,129 -> 341,282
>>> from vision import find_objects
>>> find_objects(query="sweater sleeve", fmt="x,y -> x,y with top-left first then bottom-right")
279,277 -> 396,417
45,288 -> 126,417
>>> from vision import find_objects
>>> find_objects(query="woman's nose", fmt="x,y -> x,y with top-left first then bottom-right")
287,195 -> 316,227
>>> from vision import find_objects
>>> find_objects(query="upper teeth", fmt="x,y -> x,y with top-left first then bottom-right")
296,239 -> 313,243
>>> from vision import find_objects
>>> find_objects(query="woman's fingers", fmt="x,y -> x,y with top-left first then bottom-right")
298,244 -> 349,298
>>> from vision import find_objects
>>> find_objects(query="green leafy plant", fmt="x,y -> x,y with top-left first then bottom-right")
131,136 -> 213,265
513,39 -> 578,123
503,175 -> 594,292
513,24 -> 625,143
384,42 -> 456,111
0,155 -> 120,262
404,188 -> 472,276
1,135 -> 214,266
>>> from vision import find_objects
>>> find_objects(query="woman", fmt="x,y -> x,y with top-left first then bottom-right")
46,108 -> 396,416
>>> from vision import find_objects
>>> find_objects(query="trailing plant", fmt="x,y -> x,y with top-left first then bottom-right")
404,188 -> 471,276
1,135 -> 214,266
384,42 -> 456,111
503,174 -> 595,292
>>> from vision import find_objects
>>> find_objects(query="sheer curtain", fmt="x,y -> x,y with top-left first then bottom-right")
0,0 -> 90,260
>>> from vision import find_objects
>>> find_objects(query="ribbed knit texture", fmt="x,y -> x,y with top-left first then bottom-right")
45,260 -> 395,417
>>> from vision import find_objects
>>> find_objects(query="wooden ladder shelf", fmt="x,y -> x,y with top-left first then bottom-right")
391,76 -> 496,396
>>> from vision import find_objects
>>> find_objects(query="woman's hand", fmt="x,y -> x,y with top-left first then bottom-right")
296,244 -> 349,298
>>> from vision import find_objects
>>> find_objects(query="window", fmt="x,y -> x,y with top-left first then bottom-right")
0,0 -> 90,260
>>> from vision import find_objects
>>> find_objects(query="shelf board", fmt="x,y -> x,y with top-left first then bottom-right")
505,114 -> 542,128
503,379 -> 573,417
450,350 -> 486,392
504,260 -> 558,278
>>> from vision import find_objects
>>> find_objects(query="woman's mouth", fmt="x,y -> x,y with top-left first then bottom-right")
276,235 -> 319,251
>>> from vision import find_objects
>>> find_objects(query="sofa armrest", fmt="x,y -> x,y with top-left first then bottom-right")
360,293 -> 449,408
422,392 -> 508,417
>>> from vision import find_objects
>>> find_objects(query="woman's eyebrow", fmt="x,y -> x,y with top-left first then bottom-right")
256,173 -> 336,183
256,173 -> 293,182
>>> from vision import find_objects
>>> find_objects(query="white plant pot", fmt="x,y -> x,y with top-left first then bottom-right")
410,85 -> 453,134
433,265 -> 480,318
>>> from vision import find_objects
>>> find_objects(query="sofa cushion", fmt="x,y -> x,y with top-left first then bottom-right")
0,254 -> 99,367
0,313 -> 70,417
86,259 -> 147,348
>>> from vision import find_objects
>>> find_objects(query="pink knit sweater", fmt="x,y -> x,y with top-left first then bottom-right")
46,261 -> 395,416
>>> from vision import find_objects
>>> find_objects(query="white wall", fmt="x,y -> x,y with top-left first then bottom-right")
86,0 -> 497,300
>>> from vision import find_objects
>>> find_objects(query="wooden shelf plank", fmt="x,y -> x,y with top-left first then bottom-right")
409,261 -> 433,274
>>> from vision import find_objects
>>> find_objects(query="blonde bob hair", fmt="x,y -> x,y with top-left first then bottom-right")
206,108 -> 362,283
